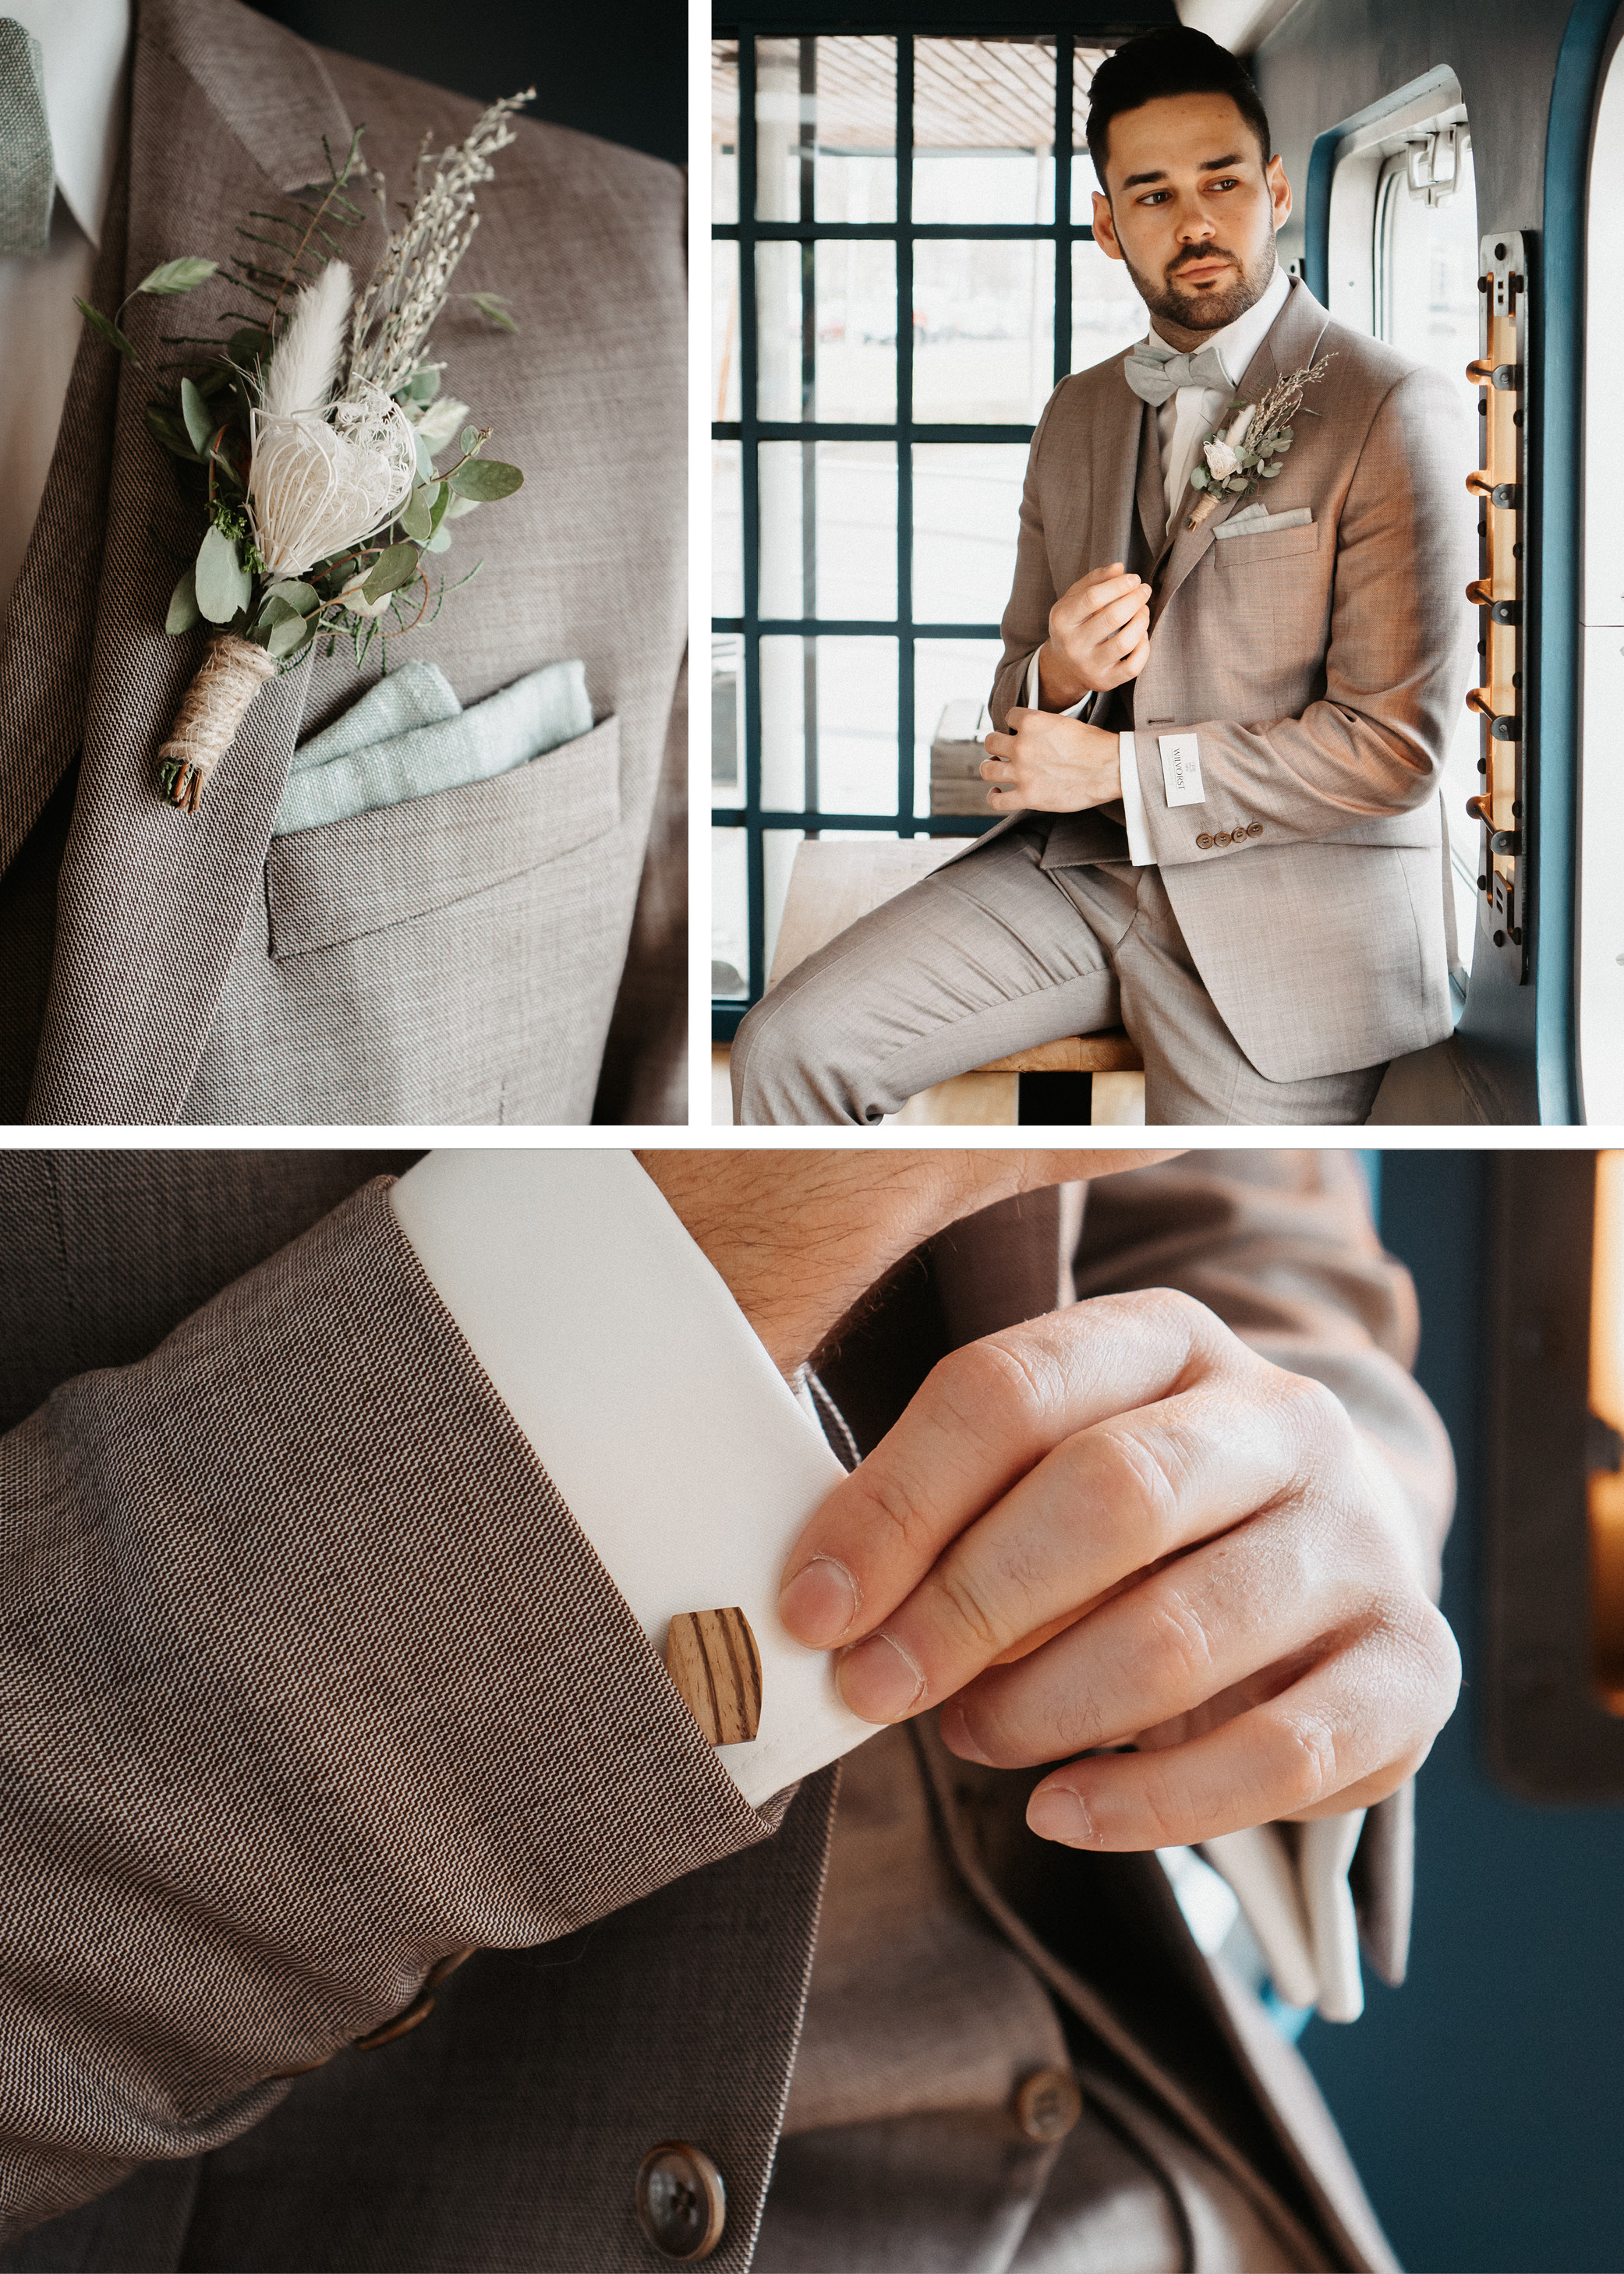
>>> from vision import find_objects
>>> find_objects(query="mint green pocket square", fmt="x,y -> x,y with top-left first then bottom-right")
274,657 -> 593,836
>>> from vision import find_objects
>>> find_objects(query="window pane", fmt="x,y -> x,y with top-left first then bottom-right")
759,441 -> 897,621
912,444 -> 1026,623
760,635 -> 897,813
713,41 -> 738,222
764,828 -> 807,988
915,637 -> 1004,820
912,38 -> 1056,225
713,241 -> 741,422
756,241 -> 898,424
711,635 -> 744,805
712,827 -> 749,998
1070,48 -> 1110,221
713,443 -> 742,619
914,239 -> 1054,423
1071,237 -> 1147,374
756,37 -> 897,225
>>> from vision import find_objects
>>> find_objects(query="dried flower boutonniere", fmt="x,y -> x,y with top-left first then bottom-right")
1185,352 -> 1336,532
79,92 -> 532,812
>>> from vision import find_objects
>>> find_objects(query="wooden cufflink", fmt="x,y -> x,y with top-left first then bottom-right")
665,1608 -> 762,1745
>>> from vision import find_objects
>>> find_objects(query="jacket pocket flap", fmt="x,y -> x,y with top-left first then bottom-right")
1213,521 -> 1321,566
268,713 -> 620,960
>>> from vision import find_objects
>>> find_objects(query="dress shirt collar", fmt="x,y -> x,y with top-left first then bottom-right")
1146,256 -> 1291,392
6,0 -> 130,250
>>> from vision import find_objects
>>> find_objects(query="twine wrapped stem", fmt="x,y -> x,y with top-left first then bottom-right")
157,635 -> 278,812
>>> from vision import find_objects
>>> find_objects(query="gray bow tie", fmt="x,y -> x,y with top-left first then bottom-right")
0,19 -> 52,260
1122,337 -> 1230,408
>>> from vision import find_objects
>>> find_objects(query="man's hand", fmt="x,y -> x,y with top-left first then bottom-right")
1036,561 -> 1152,710
633,1151 -> 1176,1379
982,709 -> 1122,814
777,1290 -> 1459,1851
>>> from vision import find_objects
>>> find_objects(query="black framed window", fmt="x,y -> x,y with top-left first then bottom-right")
711,30 -> 1146,1033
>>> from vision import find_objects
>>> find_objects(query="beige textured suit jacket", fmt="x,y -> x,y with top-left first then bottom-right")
0,1151 -> 1451,2270
0,0 -> 686,1126
986,278 -> 1474,1084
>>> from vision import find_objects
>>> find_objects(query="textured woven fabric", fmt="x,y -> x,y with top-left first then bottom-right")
0,1152 -> 1438,2269
0,24 -> 52,259
2,0 -> 686,1126
976,276 -> 1473,1087
274,659 -> 593,836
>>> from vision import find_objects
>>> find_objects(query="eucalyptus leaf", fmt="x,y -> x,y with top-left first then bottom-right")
443,492 -> 481,521
165,568 -> 200,635
414,432 -> 435,483
139,257 -> 219,297
400,367 -> 441,405
259,593 -> 300,627
180,377 -> 214,456
400,486 -> 433,543
228,326 -> 270,370
448,458 -> 523,501
1261,462 -> 1283,477
145,403 -> 201,461
469,292 -> 518,333
194,522 -> 251,623
76,298 -> 137,363
426,481 -> 451,532
424,525 -> 453,553
267,611 -> 313,658
1190,466 -> 1209,490
265,578 -> 320,615
458,425 -> 483,458
361,541 -> 421,604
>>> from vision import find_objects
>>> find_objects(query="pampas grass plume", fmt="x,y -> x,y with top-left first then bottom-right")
263,260 -> 352,417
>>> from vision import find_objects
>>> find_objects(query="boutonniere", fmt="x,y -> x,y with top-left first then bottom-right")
1185,353 -> 1336,532
78,93 -> 532,812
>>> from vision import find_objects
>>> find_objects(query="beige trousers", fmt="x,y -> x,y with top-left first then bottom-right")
731,825 -> 1385,1127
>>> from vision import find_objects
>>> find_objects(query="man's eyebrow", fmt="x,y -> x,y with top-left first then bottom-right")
1122,152 -> 1247,188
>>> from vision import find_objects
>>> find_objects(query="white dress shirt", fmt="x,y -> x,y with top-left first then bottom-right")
0,2 -> 130,636
1027,261 -> 1293,868
389,1150 -> 1366,2021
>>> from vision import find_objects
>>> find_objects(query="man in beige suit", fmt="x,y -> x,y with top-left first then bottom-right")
0,1146 -> 1458,2270
733,27 -> 1472,1126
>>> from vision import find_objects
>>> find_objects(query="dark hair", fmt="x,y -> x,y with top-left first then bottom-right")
1084,27 -> 1273,192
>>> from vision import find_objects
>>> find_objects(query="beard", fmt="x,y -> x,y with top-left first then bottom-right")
1123,235 -> 1277,336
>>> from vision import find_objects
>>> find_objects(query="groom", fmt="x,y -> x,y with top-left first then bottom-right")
734,26 -> 1472,1126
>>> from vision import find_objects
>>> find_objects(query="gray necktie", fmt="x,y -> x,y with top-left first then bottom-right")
1121,336 -> 1229,408
0,20 -> 52,260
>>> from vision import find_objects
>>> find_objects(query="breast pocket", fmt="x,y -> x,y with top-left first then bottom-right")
1213,522 -> 1321,569
266,713 -> 621,961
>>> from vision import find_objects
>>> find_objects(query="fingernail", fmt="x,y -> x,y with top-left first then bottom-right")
939,1700 -> 992,1763
1026,1786 -> 1096,1846
779,1554 -> 862,1646
837,1629 -> 925,1722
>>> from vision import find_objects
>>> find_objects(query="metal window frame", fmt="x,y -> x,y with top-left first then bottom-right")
712,27 -> 1098,1038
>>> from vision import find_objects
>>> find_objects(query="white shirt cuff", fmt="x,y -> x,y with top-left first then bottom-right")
388,1151 -> 873,1809
1116,731 -> 1155,866
1026,645 -> 1095,723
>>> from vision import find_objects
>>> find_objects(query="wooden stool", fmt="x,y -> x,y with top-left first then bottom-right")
765,840 -> 1144,1126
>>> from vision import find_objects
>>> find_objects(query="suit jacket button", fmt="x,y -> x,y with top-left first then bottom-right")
1196,833 -> 1214,850
1214,830 -> 1233,847
635,2141 -> 727,2261
1013,2067 -> 1083,2143
1247,822 -> 1263,836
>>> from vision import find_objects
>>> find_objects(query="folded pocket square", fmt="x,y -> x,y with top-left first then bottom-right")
1212,504 -> 1314,540
274,657 -> 594,836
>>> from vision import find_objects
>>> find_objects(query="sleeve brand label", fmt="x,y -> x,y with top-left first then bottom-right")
1159,733 -> 1205,807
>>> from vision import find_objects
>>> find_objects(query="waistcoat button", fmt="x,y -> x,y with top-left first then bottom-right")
1196,832 -> 1214,850
1247,822 -> 1264,836
1012,2066 -> 1084,2143
635,2141 -> 727,2261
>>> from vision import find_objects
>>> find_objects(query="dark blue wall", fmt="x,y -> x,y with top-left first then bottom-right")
1301,1153 -> 1624,2274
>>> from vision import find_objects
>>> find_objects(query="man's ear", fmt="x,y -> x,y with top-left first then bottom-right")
1092,188 -> 1123,262
1267,153 -> 1293,230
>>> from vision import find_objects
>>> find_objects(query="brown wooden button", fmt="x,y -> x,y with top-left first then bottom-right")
1196,832 -> 1214,850
1012,2066 -> 1083,2143
665,1608 -> 762,1745
1214,829 -> 1233,847
1247,821 -> 1264,836
635,2140 -> 727,2260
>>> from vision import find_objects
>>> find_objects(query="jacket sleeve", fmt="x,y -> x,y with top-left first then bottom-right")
1134,362 -> 1476,866
989,383 -> 1070,730
1069,1148 -> 1455,1984
0,1179 -> 774,2239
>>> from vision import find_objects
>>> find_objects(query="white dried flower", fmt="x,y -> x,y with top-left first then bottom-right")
262,260 -> 352,417
248,384 -> 417,578
1203,437 -> 1238,483
409,393 -> 471,451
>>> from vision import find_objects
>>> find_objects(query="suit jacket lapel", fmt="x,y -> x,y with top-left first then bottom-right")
27,0 -> 361,1124
1150,275 -> 1332,629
